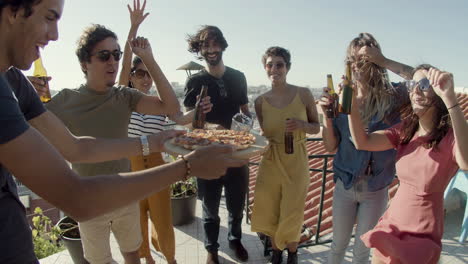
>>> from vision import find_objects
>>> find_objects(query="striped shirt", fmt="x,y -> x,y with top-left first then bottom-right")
128,112 -> 168,138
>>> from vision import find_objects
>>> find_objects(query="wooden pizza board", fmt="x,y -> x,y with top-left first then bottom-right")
163,131 -> 269,159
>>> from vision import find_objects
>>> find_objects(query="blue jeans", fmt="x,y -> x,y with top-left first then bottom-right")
327,178 -> 388,264
197,165 -> 249,253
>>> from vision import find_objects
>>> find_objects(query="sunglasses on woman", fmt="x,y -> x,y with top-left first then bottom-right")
131,69 -> 151,79
92,50 -> 123,62
404,78 -> 431,92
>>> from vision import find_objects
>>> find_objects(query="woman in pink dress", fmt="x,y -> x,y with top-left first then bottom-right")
347,64 -> 468,264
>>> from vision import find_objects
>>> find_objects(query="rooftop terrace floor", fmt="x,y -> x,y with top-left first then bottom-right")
40,195 -> 467,264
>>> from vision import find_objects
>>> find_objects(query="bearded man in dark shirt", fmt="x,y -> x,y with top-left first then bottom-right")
184,25 -> 251,264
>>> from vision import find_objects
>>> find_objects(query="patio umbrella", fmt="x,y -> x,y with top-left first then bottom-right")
177,61 -> 205,76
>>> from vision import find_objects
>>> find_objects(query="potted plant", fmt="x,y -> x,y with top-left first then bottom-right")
31,207 -> 65,259
170,176 -> 198,226
56,216 -> 89,264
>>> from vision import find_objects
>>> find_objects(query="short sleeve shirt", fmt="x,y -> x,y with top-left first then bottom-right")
384,124 -> 459,194
1,68 -> 46,264
183,67 -> 248,129
46,85 -> 144,177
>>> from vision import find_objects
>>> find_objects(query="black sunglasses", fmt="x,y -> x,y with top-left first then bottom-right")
132,69 -> 151,79
215,79 -> 227,98
92,50 -> 123,62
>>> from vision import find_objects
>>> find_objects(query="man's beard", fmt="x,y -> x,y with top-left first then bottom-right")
203,51 -> 223,66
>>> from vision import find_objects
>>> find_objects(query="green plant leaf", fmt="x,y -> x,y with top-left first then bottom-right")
34,207 -> 43,214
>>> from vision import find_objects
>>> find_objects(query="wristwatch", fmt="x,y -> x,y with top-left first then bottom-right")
140,135 -> 150,156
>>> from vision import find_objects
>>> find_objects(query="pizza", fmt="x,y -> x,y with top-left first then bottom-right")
173,129 -> 256,151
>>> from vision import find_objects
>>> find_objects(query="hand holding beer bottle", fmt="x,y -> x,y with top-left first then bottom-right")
318,74 -> 339,119
339,62 -> 353,114
192,85 -> 209,129
30,57 -> 52,103
325,74 -> 339,118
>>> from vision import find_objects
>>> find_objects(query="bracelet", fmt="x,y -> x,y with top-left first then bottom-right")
139,135 -> 150,156
447,103 -> 460,111
177,155 -> 191,181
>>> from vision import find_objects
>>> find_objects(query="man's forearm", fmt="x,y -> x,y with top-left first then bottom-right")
68,160 -> 186,221
72,136 -> 142,163
382,58 -> 414,80
2,127 -> 186,222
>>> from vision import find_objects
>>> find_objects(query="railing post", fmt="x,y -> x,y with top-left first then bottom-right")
315,156 -> 328,244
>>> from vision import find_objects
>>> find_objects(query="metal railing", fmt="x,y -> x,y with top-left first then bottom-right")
246,138 -> 335,256
13,177 -> 33,196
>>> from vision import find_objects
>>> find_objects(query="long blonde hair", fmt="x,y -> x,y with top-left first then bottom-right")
346,33 -> 396,124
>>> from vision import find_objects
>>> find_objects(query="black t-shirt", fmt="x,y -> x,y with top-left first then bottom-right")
0,67 -> 45,263
183,66 -> 248,129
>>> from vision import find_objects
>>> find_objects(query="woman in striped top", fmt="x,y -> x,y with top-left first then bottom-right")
120,3 -> 211,263
126,61 -> 173,263
125,55 -> 211,264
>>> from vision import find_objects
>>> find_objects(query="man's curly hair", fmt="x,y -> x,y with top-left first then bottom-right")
186,25 -> 228,57
75,24 -> 118,64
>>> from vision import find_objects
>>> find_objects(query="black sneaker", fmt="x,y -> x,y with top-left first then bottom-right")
206,251 -> 219,264
228,239 -> 249,262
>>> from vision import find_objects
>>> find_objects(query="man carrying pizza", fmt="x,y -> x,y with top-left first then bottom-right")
184,25 -> 251,264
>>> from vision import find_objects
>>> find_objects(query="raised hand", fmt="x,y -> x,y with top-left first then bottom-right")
185,145 -> 249,179
127,0 -> 149,28
427,68 -> 456,105
357,45 -> 385,66
28,76 -> 52,98
129,36 -> 153,60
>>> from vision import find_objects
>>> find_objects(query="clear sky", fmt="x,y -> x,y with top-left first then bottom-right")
25,0 -> 468,90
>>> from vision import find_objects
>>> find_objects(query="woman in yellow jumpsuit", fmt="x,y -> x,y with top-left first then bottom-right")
130,153 -> 175,264
251,46 -> 320,264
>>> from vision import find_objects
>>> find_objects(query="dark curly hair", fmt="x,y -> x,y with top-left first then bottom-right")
261,46 -> 291,70
399,64 -> 451,149
186,25 -> 228,58
75,24 -> 118,70
0,0 -> 41,18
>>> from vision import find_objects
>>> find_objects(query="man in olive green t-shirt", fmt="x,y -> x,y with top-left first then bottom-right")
45,24 -> 181,264
46,85 -> 143,178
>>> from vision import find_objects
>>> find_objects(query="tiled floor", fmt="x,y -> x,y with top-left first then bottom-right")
41,197 -> 467,264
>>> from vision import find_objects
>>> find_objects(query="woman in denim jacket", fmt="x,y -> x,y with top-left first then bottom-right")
318,33 -> 412,264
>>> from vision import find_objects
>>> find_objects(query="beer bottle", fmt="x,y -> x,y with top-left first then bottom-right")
192,85 -> 209,129
284,118 -> 294,154
33,57 -> 51,103
325,74 -> 339,118
339,62 -> 353,114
